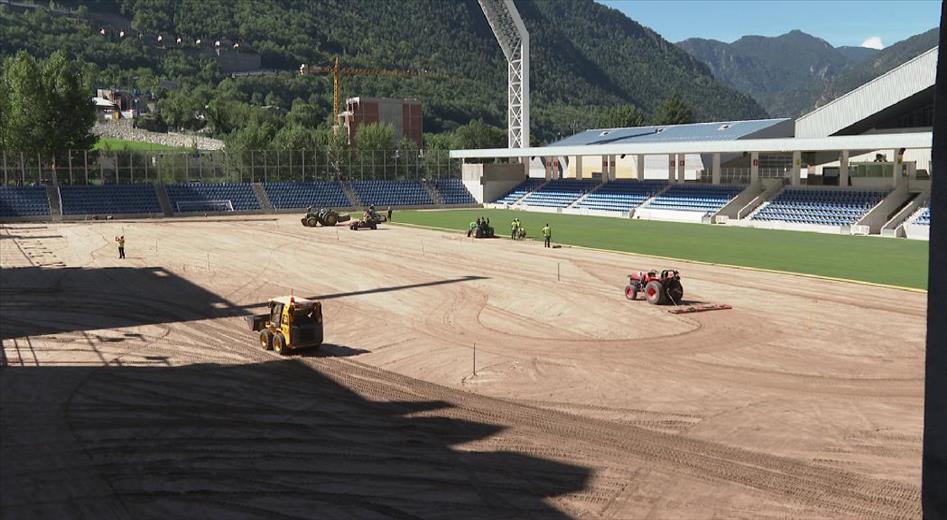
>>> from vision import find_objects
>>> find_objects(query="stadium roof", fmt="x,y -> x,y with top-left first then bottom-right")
795,46 -> 937,138
548,118 -> 792,147
450,132 -> 932,159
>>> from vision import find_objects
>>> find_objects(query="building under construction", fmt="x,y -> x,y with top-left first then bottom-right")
341,97 -> 423,148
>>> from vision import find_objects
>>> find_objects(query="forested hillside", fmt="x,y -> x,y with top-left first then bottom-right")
0,0 -> 765,148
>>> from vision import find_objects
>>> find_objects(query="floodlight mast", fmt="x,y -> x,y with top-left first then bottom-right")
478,0 -> 530,149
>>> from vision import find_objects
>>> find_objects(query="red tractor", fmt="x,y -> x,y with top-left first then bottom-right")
625,269 -> 684,305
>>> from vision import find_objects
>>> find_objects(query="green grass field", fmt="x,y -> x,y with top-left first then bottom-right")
93,137 -> 181,151
393,208 -> 929,290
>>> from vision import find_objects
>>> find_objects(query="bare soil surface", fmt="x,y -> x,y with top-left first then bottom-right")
1,216 -> 925,519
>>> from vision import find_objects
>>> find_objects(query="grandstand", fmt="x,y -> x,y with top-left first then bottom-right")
0,186 -> 50,217
752,188 -> 886,226
573,180 -> 665,213
646,184 -> 744,213
519,179 -> 599,208
60,184 -> 162,216
352,180 -> 432,207
494,178 -> 545,205
166,183 -> 261,212
433,178 -> 476,205
264,181 -> 350,210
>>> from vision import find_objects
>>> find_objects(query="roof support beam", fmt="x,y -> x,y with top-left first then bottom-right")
450,132 -> 933,159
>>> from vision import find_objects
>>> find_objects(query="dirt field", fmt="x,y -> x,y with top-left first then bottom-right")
1,216 -> 926,519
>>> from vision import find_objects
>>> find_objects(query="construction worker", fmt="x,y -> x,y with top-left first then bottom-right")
387,206 -> 393,221
542,223 -> 551,248
511,218 -> 519,240
115,235 -> 126,259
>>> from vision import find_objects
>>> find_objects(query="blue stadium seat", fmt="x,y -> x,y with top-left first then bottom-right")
647,184 -> 743,213
494,178 -> 546,204
752,188 -> 886,226
60,184 -> 161,216
433,178 -> 475,205
0,186 -> 50,217
519,179 -> 600,208
574,180 -> 666,213
166,183 -> 261,213
264,182 -> 350,209
911,205 -> 930,226
351,180 -> 432,206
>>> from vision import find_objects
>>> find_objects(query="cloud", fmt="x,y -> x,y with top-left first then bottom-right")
861,36 -> 884,50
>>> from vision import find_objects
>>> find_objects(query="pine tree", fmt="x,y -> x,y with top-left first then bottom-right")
653,93 -> 695,125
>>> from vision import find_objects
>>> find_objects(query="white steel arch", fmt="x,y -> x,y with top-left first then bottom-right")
478,0 -> 530,148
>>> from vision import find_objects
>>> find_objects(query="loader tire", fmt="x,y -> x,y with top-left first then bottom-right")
645,280 -> 664,305
305,216 -> 318,227
260,330 -> 273,350
273,333 -> 288,355
325,213 -> 338,226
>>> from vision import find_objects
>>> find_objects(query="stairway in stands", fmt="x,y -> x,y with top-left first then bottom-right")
155,185 -> 174,216
45,185 -> 62,221
422,181 -> 444,205
567,182 -> 605,208
341,181 -> 362,207
251,183 -> 275,213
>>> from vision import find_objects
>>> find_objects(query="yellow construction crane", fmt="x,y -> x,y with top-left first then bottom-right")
298,56 -> 434,122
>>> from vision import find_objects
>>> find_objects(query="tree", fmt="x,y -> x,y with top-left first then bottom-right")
599,105 -> 647,128
452,119 -> 505,150
0,60 -> 6,150
40,51 -> 95,152
1,52 -> 47,153
286,99 -> 326,128
653,93 -> 695,125
355,122 -> 396,152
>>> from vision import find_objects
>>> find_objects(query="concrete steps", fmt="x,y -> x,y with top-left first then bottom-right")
155,184 -> 174,216
567,182 -> 605,209
45,184 -> 62,221
422,180 -> 444,204
251,183 -> 274,212
341,181 -> 362,207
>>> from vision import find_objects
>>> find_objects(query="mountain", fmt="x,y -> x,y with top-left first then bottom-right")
677,29 -> 936,117
836,46 -> 879,64
0,0 -> 766,145
677,30 -> 854,116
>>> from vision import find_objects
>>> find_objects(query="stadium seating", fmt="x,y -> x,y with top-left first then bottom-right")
494,178 -> 546,204
351,180 -> 432,206
0,186 -> 50,217
646,184 -> 744,213
433,178 -> 476,205
166,183 -> 261,212
575,180 -> 666,213
264,182 -> 350,210
752,188 -> 886,226
520,179 -> 600,208
60,184 -> 161,216
911,204 -> 930,226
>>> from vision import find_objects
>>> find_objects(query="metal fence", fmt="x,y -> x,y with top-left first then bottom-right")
0,149 -> 461,186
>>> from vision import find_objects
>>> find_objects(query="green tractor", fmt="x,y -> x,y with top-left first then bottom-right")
301,208 -> 351,227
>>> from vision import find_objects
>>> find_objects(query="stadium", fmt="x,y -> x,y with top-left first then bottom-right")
0,1 -> 940,519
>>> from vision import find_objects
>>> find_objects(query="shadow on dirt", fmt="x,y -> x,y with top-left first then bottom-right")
1,359 -> 591,518
0,267 -> 486,339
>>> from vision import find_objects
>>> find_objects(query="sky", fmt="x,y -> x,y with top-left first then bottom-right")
598,0 -> 941,49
